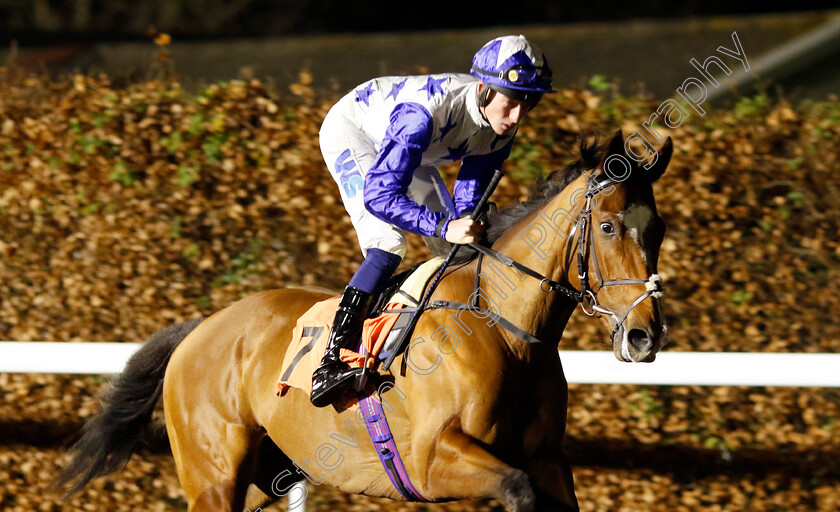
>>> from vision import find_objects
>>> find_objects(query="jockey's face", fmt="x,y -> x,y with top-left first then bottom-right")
481,86 -> 530,136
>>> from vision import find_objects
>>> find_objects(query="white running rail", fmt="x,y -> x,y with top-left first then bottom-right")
3,342 -> 839,512
1,342 -> 839,387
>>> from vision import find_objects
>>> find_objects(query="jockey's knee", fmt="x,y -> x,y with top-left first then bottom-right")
361,239 -> 406,260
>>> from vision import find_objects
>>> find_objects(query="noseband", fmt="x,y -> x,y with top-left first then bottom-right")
470,173 -> 664,344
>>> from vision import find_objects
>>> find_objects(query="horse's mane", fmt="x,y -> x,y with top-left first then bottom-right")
486,133 -> 603,244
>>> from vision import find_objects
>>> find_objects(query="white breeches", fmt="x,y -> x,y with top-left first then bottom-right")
319,111 -> 448,258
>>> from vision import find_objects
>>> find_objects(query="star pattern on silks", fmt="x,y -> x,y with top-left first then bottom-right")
385,79 -> 407,101
490,133 -> 509,151
354,82 -> 375,106
437,112 -> 457,141
419,76 -> 446,100
445,139 -> 470,161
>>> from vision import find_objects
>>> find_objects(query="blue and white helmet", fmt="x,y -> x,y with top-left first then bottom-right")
470,35 -> 553,105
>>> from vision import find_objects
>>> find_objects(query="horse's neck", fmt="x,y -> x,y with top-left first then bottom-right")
458,189 -> 581,350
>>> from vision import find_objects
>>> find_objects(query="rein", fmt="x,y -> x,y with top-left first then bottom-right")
361,173 -> 665,502
448,173 -> 664,345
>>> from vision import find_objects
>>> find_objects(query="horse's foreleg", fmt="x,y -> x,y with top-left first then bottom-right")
425,426 -> 535,512
527,452 -> 580,512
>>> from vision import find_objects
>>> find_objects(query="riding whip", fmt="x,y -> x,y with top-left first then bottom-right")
381,169 -> 504,372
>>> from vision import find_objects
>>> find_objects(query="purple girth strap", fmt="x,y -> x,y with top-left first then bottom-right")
357,393 -> 427,501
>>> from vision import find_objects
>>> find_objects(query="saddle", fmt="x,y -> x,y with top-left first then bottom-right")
275,257 -> 444,399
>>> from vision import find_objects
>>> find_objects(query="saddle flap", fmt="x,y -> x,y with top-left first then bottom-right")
276,257 -> 444,399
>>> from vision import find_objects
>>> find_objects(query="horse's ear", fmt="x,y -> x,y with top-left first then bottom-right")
606,129 -> 624,158
646,136 -> 672,183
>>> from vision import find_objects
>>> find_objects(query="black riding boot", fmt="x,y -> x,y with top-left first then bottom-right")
310,286 -> 371,407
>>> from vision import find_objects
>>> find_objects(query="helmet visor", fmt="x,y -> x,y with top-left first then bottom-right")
502,65 -> 547,85
473,64 -> 551,89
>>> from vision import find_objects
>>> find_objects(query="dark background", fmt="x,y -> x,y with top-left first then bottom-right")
3,1 -> 840,102
1,0 -> 840,44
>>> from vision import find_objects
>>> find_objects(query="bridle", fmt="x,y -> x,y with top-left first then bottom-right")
468,173 -> 664,344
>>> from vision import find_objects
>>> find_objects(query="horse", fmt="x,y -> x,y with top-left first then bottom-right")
52,129 -> 672,512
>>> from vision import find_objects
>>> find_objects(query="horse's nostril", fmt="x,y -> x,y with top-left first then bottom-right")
627,328 -> 653,352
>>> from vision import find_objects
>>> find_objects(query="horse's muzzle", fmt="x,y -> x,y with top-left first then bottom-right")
615,326 -> 660,362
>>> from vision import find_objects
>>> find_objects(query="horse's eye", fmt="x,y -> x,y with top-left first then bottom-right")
600,222 -> 615,235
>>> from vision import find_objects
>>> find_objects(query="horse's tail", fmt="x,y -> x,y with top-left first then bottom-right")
50,318 -> 204,498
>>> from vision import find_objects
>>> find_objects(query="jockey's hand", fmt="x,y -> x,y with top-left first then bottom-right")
444,217 -> 485,245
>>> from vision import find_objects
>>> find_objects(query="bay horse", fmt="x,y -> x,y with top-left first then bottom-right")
53,130 -> 672,511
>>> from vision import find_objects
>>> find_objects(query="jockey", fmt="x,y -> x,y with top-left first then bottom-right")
311,34 -> 553,407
